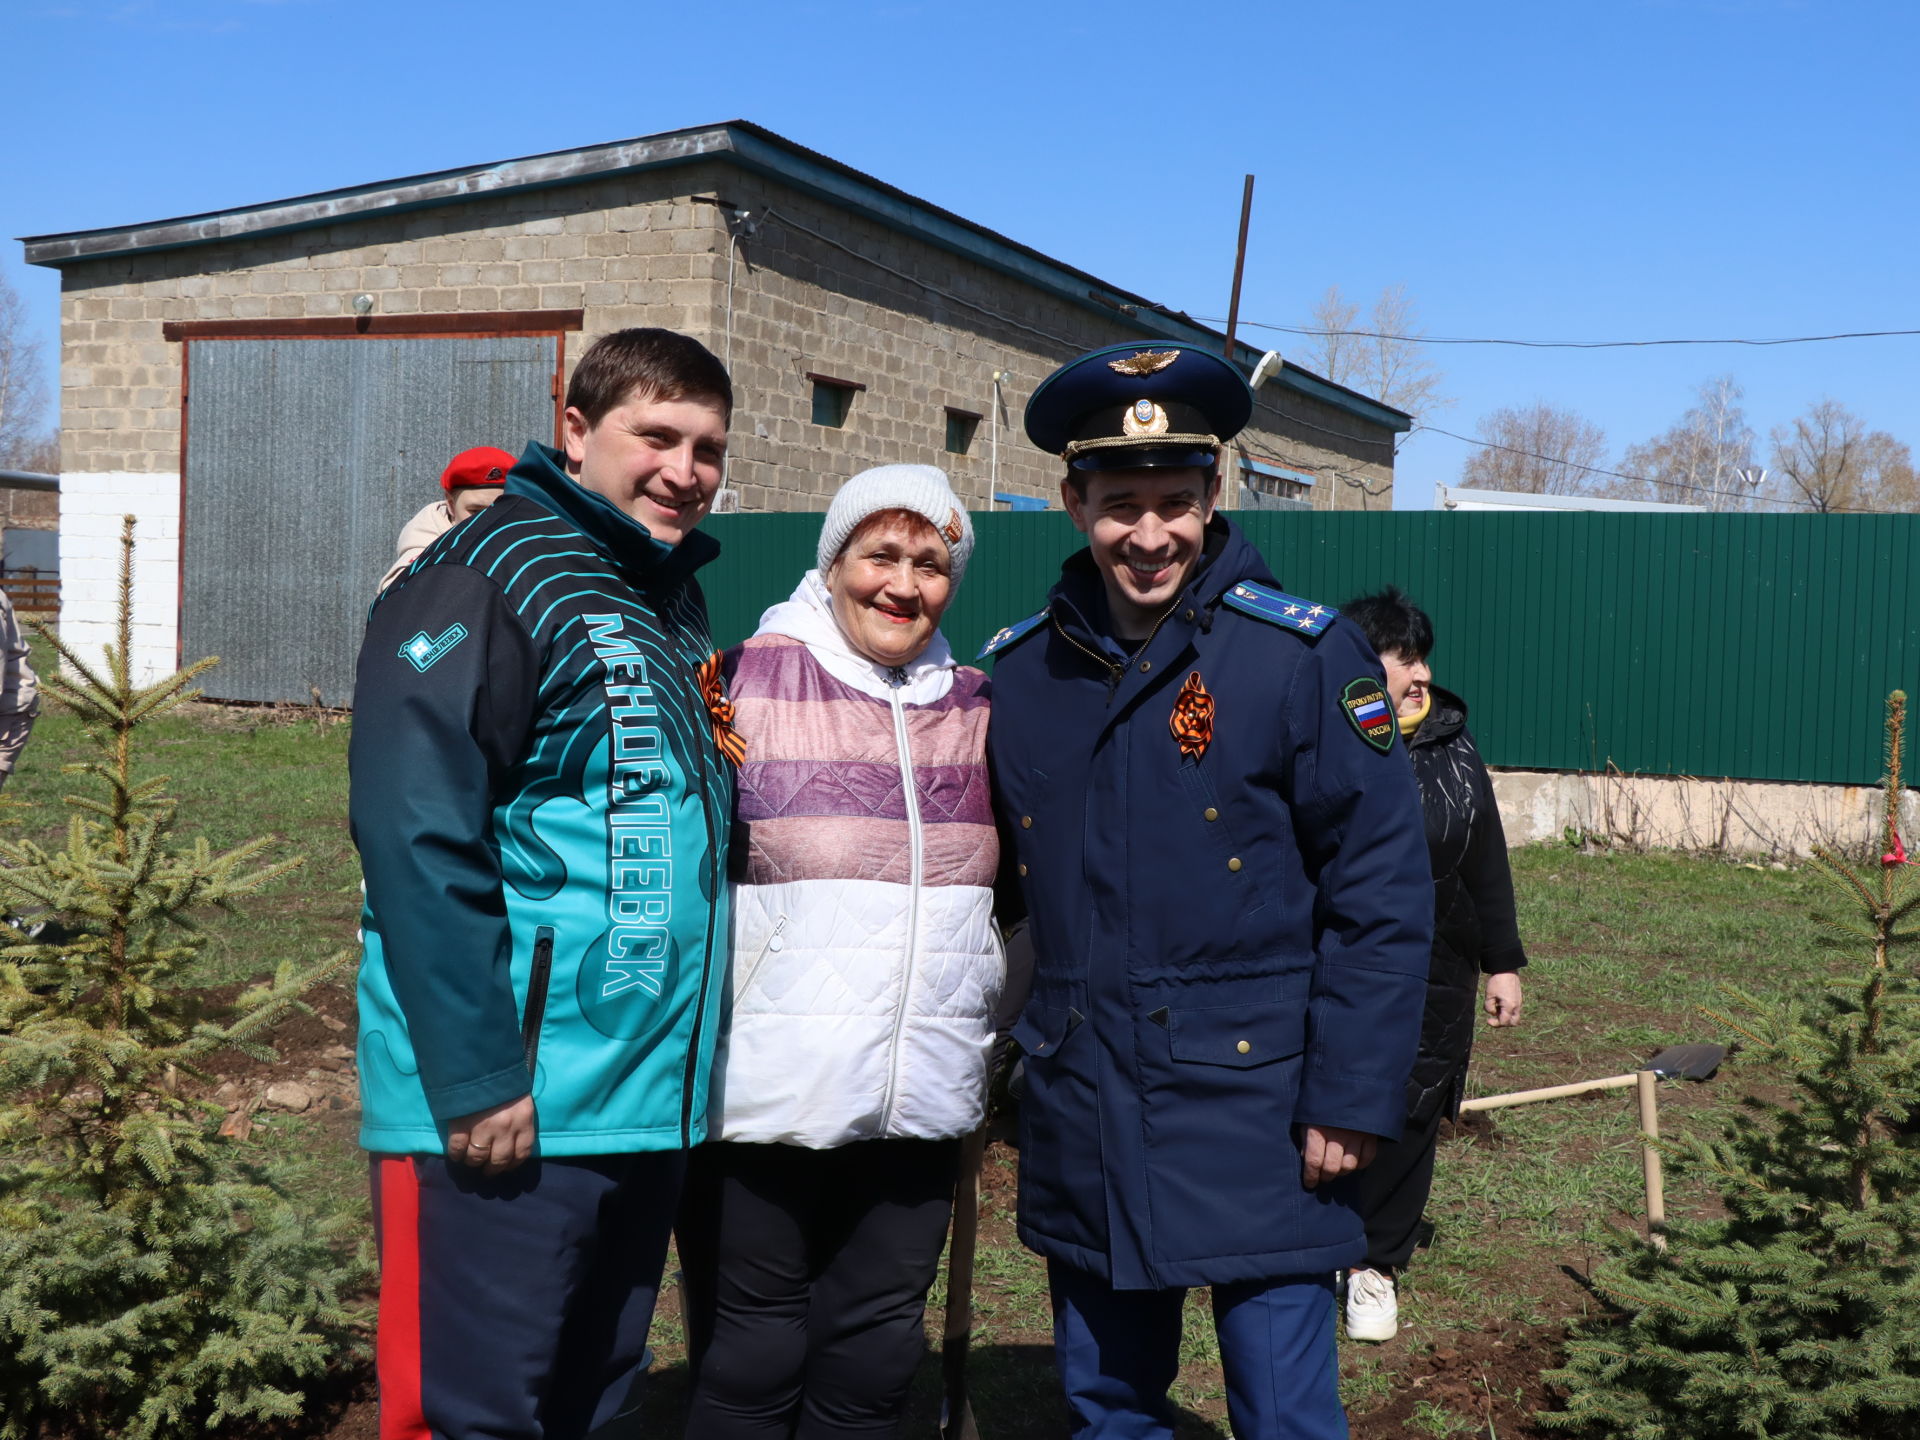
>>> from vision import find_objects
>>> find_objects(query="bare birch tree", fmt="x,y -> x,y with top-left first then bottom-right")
1459,401 -> 1608,496
1615,375 -> 1759,510
1768,399 -> 1917,512
0,272 -> 51,470
1299,283 -> 1447,419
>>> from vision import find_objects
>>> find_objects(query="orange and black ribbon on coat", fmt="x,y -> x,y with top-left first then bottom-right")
698,651 -> 746,767
1169,670 -> 1215,762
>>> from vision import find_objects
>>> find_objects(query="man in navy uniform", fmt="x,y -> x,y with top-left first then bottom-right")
982,343 -> 1433,1438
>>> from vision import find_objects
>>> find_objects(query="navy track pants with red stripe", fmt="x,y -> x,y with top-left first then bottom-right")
371,1151 -> 686,1440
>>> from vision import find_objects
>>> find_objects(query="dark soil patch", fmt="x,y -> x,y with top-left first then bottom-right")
1351,1321 -> 1566,1438
196,980 -> 358,1085
1439,1109 -> 1507,1149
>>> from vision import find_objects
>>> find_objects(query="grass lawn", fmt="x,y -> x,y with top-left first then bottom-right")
6,641 -> 1854,1438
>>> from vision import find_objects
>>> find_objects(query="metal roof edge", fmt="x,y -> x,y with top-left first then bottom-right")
19,124 -> 742,267
717,127 -> 1410,433
1270,363 -> 1412,433
720,132 -> 1215,338
20,117 -> 1407,436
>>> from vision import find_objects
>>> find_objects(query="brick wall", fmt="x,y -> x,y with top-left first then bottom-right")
50,155 -> 1397,656
707,170 -> 1396,514
55,165 -> 733,477
0,486 -> 58,532
1236,387 -> 1400,512
56,474 -> 178,684
52,167 -> 732,659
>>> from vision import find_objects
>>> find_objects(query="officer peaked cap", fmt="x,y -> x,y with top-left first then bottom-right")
1025,342 -> 1255,472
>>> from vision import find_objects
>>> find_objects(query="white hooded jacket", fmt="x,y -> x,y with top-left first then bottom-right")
708,575 -> 1006,1147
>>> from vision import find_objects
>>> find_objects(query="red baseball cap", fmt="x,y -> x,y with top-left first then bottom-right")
440,446 -> 517,493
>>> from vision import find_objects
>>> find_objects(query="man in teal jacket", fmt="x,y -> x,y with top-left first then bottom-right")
350,328 -> 736,1439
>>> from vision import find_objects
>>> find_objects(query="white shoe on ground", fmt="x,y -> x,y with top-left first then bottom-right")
1344,1266 -> 1398,1342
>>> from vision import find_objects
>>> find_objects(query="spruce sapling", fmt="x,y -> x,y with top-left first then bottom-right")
1542,690 -> 1920,1439
0,516 -> 364,1440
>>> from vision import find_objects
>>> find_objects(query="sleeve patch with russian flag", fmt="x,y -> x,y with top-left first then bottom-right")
1341,677 -> 1396,753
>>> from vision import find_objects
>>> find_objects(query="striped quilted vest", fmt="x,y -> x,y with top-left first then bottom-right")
706,577 -> 1003,1147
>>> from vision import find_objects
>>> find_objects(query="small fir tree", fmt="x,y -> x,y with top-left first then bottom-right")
0,517 -> 364,1440
1542,690 -> 1920,1439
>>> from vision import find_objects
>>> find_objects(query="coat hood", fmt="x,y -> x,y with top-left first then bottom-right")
752,571 -> 958,704
1408,683 -> 1469,748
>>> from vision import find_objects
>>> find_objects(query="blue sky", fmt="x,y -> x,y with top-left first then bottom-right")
6,0 -> 1916,507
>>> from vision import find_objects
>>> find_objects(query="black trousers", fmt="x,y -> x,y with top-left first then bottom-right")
1350,1103 -> 1446,1271
676,1138 -> 960,1440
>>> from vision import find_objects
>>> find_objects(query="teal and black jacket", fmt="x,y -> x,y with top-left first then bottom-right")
348,442 -> 733,1156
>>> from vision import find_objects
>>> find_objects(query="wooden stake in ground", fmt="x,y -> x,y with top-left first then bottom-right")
1460,1044 -> 1718,1243
1636,1069 -> 1667,1249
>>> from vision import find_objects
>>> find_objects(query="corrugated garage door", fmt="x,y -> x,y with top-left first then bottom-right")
183,335 -> 558,704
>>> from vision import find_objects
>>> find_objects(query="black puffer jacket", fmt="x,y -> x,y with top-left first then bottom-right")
1404,685 -> 1527,1125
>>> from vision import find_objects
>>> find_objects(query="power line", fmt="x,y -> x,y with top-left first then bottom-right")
1199,317 -> 1920,351
1410,422 -> 1873,514
756,205 -> 1087,353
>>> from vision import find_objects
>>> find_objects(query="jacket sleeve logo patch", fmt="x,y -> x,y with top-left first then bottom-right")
1170,670 -> 1215,761
1341,677 -> 1396,753
400,624 -> 469,672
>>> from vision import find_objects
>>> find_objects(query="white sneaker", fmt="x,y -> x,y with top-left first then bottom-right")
1344,1266 -> 1398,1342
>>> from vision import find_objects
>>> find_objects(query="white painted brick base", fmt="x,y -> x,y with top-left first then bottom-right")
57,473 -> 180,686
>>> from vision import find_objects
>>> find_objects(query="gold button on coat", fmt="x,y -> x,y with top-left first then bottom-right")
1021,816 -> 1032,829
1236,1040 -> 1251,1054
1228,857 -> 1243,872
1203,807 -> 1218,822
1018,863 -> 1029,877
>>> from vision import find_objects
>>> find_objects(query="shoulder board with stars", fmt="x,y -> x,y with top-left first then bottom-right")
977,609 -> 1050,661
1221,582 -> 1336,640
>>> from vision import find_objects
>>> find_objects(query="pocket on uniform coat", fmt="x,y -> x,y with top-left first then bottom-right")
1142,1001 -> 1313,1266
1010,1003 -> 1080,1060
1165,1002 -> 1307,1068
1010,1004 -> 1104,1252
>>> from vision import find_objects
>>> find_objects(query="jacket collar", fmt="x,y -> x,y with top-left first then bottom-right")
1408,683 -> 1469,747
505,441 -> 720,589
752,572 -> 957,704
1048,515 -> 1273,658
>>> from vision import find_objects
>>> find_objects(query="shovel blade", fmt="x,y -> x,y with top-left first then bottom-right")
1646,1043 -> 1725,1081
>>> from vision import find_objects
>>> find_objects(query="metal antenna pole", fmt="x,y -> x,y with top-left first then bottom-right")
1222,174 -> 1255,364
1222,175 -> 1255,509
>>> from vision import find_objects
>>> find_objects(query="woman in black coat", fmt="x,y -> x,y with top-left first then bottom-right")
1339,587 -> 1527,1343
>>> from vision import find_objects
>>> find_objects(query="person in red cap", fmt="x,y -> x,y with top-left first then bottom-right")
376,446 -> 515,592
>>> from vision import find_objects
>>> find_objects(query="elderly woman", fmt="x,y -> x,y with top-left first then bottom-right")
1339,587 -> 1527,1344
676,465 -> 1004,1439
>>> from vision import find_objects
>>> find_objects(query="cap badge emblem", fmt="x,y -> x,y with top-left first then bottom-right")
1108,349 -> 1181,376
1123,398 -> 1170,437
943,509 -> 965,544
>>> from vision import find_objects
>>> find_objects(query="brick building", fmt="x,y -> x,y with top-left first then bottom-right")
23,120 -> 1409,700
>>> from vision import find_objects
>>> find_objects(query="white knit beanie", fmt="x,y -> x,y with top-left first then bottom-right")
816,464 -> 976,586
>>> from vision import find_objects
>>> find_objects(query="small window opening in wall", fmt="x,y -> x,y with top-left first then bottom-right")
944,407 -> 982,456
1241,456 -> 1315,502
807,372 -> 865,429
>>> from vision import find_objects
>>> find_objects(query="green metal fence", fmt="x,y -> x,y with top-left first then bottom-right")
699,511 -> 1920,787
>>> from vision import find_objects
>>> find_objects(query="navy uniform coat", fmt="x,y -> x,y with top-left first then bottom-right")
986,518 -> 1434,1290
